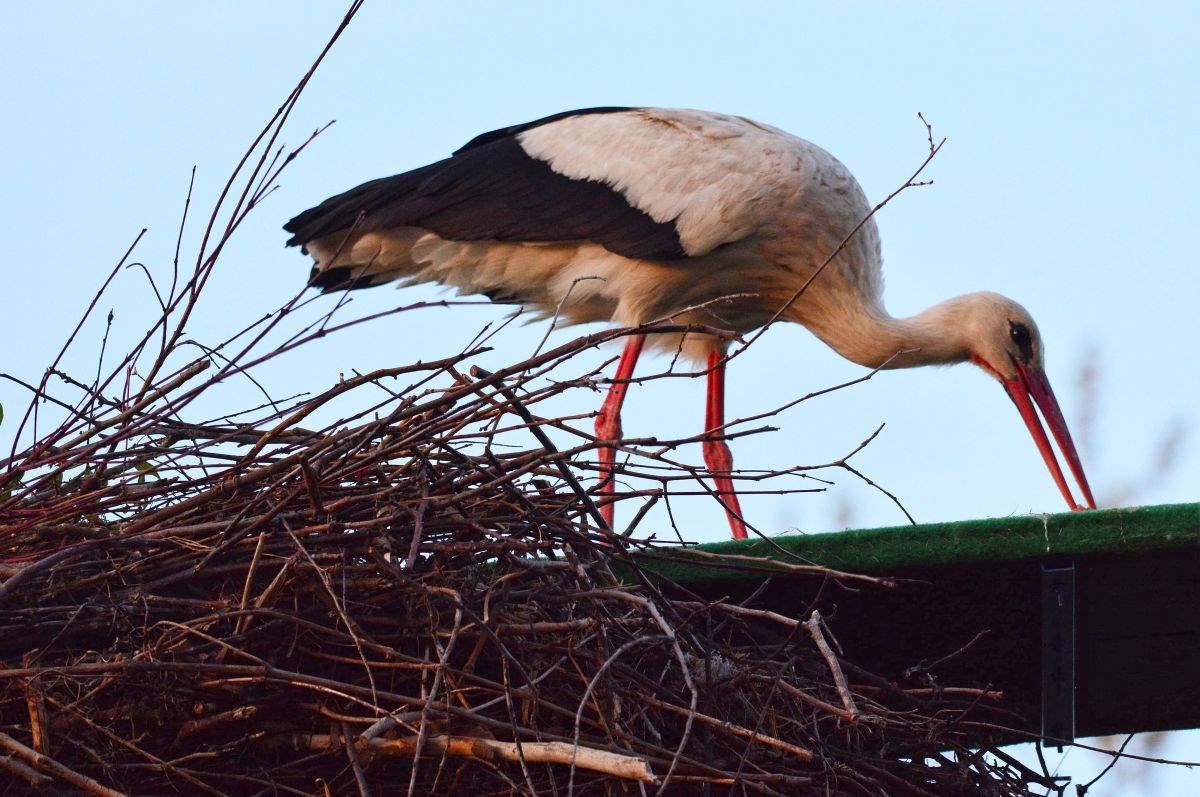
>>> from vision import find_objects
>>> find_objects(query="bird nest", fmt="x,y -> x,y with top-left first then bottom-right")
0,12 -> 1064,793
0,325 -> 1061,796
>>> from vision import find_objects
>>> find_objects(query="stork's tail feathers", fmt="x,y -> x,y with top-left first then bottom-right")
282,169 -> 431,248
294,226 -> 430,294
306,264 -> 400,293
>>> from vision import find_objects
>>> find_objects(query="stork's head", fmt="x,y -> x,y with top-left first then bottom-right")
962,292 -> 1096,511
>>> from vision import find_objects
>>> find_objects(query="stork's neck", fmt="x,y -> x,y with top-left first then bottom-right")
800,295 -> 977,370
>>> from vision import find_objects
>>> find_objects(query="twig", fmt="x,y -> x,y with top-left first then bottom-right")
343,722 -> 373,797
639,695 -> 814,762
298,734 -> 659,784
0,731 -> 127,797
803,610 -> 859,722
0,753 -> 52,788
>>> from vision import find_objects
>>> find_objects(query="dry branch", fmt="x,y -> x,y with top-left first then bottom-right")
0,732 -> 126,797
297,733 -> 658,784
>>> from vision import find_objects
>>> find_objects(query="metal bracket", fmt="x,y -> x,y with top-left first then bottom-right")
1041,559 -> 1076,748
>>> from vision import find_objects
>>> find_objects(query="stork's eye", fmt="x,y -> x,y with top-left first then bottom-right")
1009,321 -> 1034,363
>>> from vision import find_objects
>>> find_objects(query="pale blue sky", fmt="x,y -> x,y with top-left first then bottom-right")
2,3 -> 1197,791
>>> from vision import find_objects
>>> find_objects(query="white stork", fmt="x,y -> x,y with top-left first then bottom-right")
285,107 -> 1096,539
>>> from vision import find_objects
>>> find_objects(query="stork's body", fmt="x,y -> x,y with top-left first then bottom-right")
286,107 -> 1095,537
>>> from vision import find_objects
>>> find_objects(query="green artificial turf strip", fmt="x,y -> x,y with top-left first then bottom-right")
635,502 -> 1199,584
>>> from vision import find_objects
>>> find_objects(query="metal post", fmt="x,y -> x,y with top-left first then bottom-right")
1041,559 -> 1075,748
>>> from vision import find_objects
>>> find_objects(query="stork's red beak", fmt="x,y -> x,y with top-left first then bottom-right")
1000,360 -> 1096,511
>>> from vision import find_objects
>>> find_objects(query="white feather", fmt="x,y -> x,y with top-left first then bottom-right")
516,109 -> 853,259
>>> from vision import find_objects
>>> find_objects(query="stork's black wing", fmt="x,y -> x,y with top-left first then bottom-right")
283,107 -> 687,262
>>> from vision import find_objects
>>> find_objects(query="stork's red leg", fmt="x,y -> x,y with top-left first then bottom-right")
595,334 -> 645,529
704,351 -> 748,539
